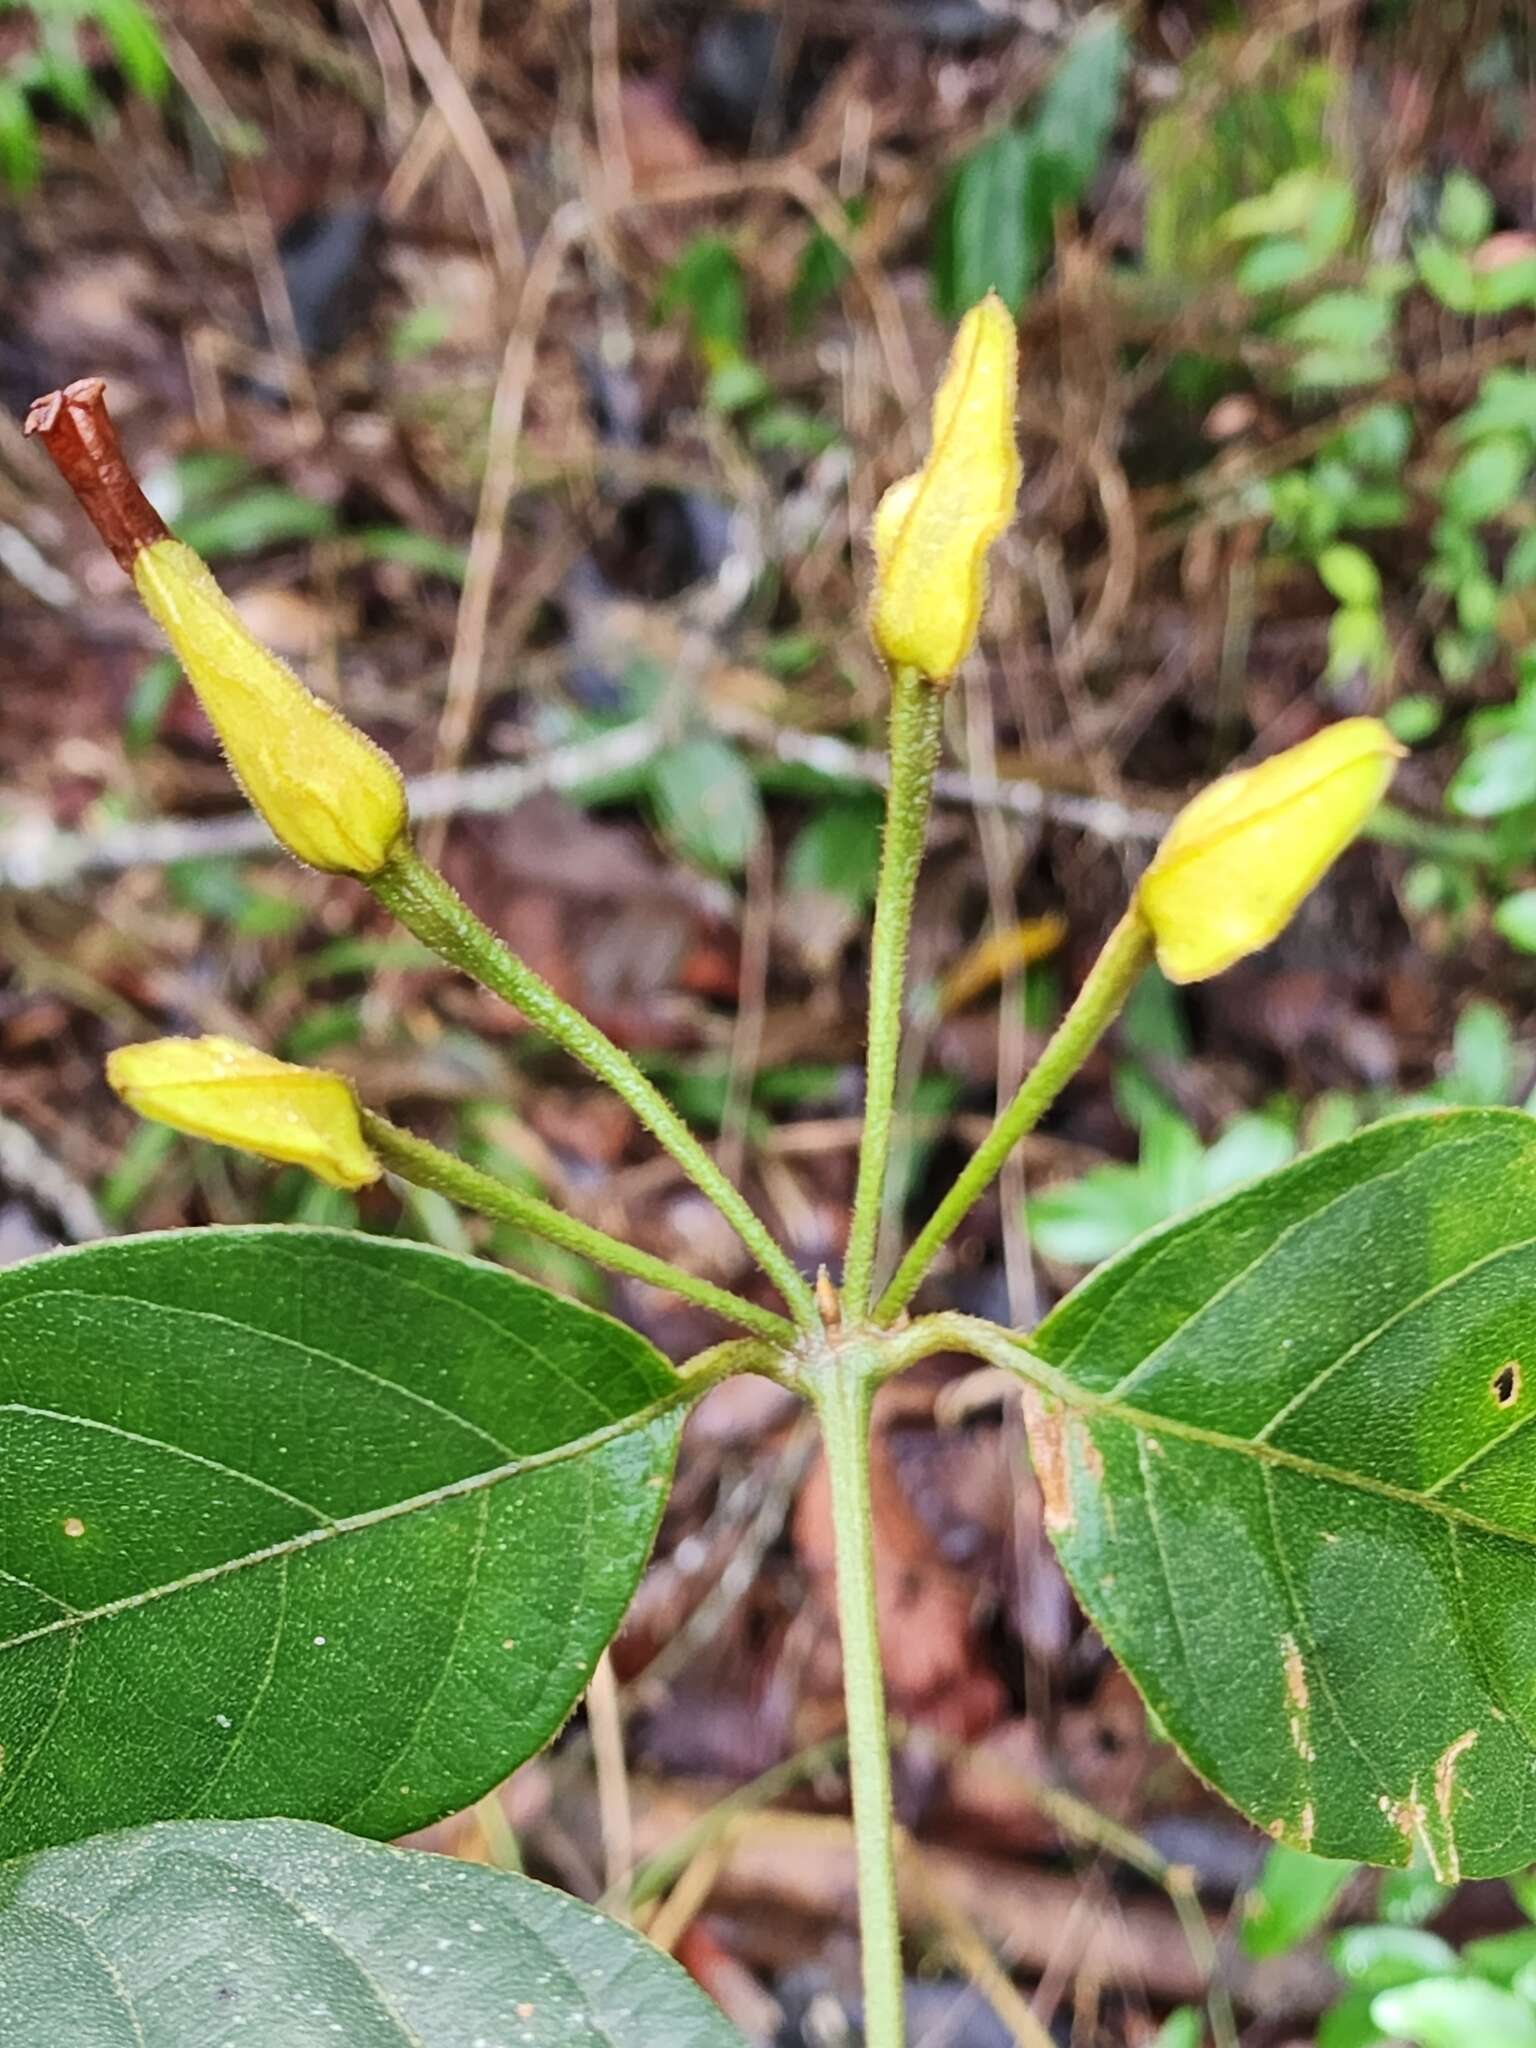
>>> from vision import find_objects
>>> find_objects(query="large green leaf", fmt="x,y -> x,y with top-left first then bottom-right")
0,1229 -> 686,1857
1026,1109 -> 1536,1877
0,1818 -> 745,2046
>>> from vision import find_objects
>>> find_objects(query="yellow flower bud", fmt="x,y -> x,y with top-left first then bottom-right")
107,1036 -> 381,1191
132,540 -> 408,877
1137,717 -> 1403,983
870,291 -> 1021,683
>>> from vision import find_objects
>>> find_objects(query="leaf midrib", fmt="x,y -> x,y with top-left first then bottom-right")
0,1385 -> 693,1656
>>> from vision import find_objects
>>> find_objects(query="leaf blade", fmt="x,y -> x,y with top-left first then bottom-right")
0,1229 -> 684,1855
1029,1109 -> 1536,1875
0,1818 -> 745,2046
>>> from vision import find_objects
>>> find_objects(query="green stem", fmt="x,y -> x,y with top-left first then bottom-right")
841,667 -> 944,1325
362,1111 -> 797,1347
812,1352 -> 905,2048
371,840 -> 819,1329
875,909 -> 1152,1325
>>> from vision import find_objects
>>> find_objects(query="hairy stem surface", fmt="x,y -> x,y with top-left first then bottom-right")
362,1113 -> 797,1344
372,841 -> 819,1328
841,668 -> 944,1324
876,910 -> 1151,1323
813,1354 -> 906,2048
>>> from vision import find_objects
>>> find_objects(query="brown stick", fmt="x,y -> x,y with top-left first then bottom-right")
22,379 -> 168,574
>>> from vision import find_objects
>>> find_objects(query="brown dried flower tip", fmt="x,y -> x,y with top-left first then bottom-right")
24,377 -> 169,573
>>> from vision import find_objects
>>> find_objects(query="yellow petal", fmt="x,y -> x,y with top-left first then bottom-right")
869,292 -> 1021,683
107,1036 -> 381,1190
1138,718 -> 1404,983
133,540 -> 408,877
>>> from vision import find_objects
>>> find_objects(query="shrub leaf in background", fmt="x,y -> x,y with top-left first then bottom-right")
1028,1109 -> 1536,1876
0,1819 -> 746,2048
0,1230 -> 683,1857
931,11 -> 1125,314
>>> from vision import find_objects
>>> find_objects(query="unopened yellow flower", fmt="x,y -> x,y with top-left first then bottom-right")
1137,718 -> 1403,983
107,1036 -> 381,1190
870,291 -> 1021,683
132,540 -> 408,877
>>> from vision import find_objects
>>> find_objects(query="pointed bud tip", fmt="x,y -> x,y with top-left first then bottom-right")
869,294 -> 1021,683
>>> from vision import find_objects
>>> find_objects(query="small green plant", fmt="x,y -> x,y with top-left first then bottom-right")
1212,154 -> 1536,949
1240,1834 -> 1536,2048
0,0 -> 167,190
7,331 -> 1518,2048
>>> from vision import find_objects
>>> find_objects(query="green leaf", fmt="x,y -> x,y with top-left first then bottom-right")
649,734 -> 763,875
1330,1923 -> 1460,1990
353,526 -> 468,582
932,126 -> 1053,317
1317,543 -> 1382,608
1279,292 -> 1393,352
0,1819 -> 744,2046
1030,9 -> 1127,201
1384,695 -> 1442,745
1371,1978 -> 1536,2048
1442,437 -> 1530,525
1438,171 -> 1494,250
1236,237 -> 1323,293
1415,238 -> 1480,314
1449,732 -> 1536,817
1029,1110 -> 1536,1875
1319,1988 -> 1387,2048
1473,257 -> 1536,315
656,235 -> 746,361
1495,891 -> 1536,953
92,0 -> 171,103
0,1229 -> 684,1857
0,76 -> 39,192
786,796 -> 884,909
1454,370 -> 1536,444
176,487 -> 337,558
1151,2009 -> 1204,2048
1242,1842 -> 1356,1958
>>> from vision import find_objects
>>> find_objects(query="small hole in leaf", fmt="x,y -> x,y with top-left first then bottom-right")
1493,1361 -> 1520,1408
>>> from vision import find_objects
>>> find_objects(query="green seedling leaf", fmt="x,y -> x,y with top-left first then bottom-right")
1371,1977 -> 1536,2048
1318,1989 -> 1386,2048
1242,1842 -> 1356,1958
1330,1923 -> 1460,1990
93,0 -> 171,102
1442,436 -> 1531,525
1151,2009 -> 1204,2048
0,1230 -> 684,1856
0,1819 -> 745,2047
932,126 -> 1054,317
1450,733 -> 1536,817
1454,370 -> 1536,444
176,487 -> 337,559
1415,238 -> 1480,313
1438,171 -> 1494,250
1317,543 -> 1382,608
1030,8 -> 1127,200
1465,1928 -> 1536,1985
1495,891 -> 1536,953
1385,696 -> 1441,745
354,526 -> 468,582
657,235 -> 747,362
0,75 -> 39,191
1029,1110 -> 1536,1874
1279,292 -> 1393,352
650,734 -> 763,875
786,796 -> 884,909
